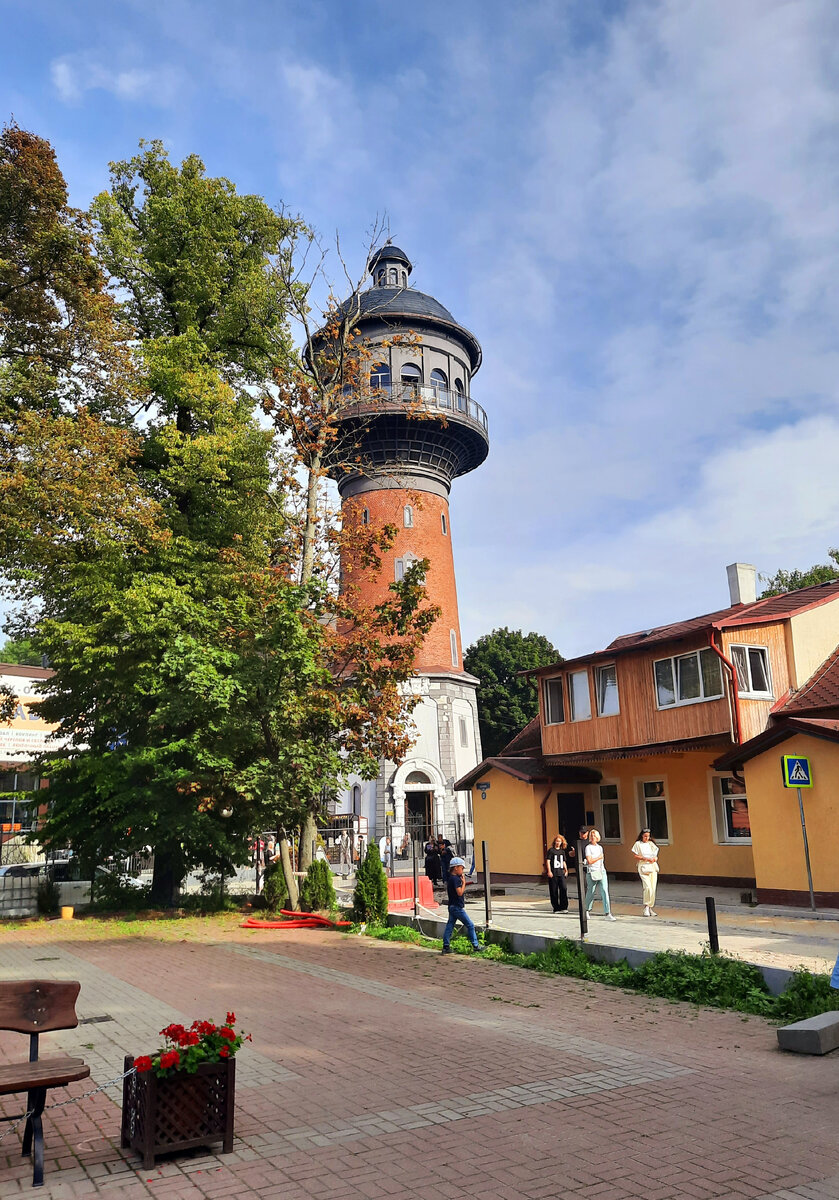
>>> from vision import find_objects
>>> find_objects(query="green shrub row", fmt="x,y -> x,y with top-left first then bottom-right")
354,924 -> 839,1023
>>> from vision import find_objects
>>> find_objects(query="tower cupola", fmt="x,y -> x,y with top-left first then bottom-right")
368,243 -> 412,289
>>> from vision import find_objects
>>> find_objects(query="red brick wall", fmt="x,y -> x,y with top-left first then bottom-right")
342,489 -> 464,674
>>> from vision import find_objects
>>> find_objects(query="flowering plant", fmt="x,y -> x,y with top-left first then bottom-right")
134,1012 -> 250,1078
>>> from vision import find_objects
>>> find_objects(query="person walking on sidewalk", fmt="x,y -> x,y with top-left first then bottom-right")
585,830 -> 616,921
631,828 -> 660,916
441,857 -> 480,953
546,835 -> 569,912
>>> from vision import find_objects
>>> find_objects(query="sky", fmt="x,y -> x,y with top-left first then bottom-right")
3,0 -> 839,658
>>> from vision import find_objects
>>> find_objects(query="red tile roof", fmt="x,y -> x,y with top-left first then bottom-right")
528,580 -> 839,676
780,646 -> 839,715
714,716 -> 839,770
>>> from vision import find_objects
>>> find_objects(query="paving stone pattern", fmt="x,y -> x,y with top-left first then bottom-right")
1,924 -> 838,1200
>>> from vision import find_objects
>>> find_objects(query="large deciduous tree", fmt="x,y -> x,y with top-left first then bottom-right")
760,550 -> 839,597
464,628 -> 560,757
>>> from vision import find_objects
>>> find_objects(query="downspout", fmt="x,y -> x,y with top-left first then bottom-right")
708,631 -> 742,745
539,785 -> 552,878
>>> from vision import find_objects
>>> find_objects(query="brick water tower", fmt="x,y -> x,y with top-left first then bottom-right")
330,244 -> 488,849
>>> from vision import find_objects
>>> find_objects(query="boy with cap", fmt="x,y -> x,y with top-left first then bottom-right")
441,857 -> 480,954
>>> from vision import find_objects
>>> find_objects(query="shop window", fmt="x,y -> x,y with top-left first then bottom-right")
712,776 -> 752,843
637,779 -> 670,842
599,783 -> 622,842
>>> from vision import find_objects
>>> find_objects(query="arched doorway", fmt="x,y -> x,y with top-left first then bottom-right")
404,770 -> 433,841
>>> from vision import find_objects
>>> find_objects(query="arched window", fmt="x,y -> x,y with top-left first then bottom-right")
351,784 -> 361,816
395,551 -> 416,582
454,379 -> 467,412
376,269 -> 385,285
401,271 -> 408,286
430,368 -> 448,400
388,267 -> 398,284
370,361 -> 390,390
403,505 -> 413,528
450,630 -> 459,667
441,512 -> 447,536
362,507 -> 369,526
400,363 -> 421,392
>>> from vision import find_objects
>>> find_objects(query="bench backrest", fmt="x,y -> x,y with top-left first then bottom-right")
0,980 -> 81,1035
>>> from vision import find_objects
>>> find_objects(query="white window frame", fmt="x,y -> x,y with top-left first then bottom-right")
403,505 -> 413,528
595,663 -> 620,717
709,773 -> 752,845
729,644 -> 773,699
568,670 -> 592,721
653,648 -> 724,710
450,630 -> 459,667
542,677 -> 565,725
597,781 -> 622,844
458,716 -> 469,748
635,777 -> 672,845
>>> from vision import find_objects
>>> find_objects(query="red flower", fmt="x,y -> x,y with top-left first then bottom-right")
134,1056 -> 153,1073
161,1024 -> 185,1041
179,1030 -> 200,1046
159,1050 -> 181,1070
219,1046 -> 230,1058
226,1012 -> 236,1025
219,1026 -> 235,1040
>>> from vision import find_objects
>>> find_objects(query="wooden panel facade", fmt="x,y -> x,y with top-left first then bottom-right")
540,620 -> 791,758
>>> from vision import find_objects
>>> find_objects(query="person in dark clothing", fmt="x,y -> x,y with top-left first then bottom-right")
424,841 -> 442,887
441,857 -> 480,953
437,836 -> 454,877
546,834 -> 569,912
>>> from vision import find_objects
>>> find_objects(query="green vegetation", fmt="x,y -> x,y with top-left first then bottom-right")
357,925 -> 839,1022
352,845 -> 389,923
463,627 -> 560,757
261,861 -> 288,914
300,859 -> 336,913
760,548 -> 839,596
36,875 -> 60,916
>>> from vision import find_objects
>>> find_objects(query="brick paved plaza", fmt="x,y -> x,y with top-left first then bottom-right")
1,917 -> 838,1200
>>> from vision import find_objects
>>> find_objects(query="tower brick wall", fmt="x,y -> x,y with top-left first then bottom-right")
342,489 -> 464,675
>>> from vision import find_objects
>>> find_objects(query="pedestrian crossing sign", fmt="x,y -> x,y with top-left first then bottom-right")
782,756 -> 813,788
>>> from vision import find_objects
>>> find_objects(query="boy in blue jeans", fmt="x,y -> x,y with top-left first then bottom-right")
442,857 -> 480,953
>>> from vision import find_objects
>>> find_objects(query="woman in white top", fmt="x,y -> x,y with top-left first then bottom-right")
631,828 -> 660,916
584,830 -> 616,921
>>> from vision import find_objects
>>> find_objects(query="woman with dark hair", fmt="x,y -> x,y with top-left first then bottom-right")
545,834 -> 569,913
631,828 -> 660,916
424,838 -> 442,888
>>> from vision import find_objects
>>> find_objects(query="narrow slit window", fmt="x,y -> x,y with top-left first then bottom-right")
403,505 -> 413,528
441,512 -> 447,535
450,630 -> 458,667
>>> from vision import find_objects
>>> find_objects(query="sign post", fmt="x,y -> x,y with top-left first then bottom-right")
782,756 -> 816,911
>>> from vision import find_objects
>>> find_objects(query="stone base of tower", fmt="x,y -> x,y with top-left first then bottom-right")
336,670 -> 482,856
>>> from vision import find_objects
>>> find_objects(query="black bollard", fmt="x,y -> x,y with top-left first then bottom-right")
705,896 -> 720,954
482,840 -> 492,930
575,840 -> 588,939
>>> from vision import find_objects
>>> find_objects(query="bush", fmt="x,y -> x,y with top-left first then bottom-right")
353,844 -> 389,922
36,876 -> 60,916
262,860 -> 288,913
774,968 -> 839,1023
300,859 -> 336,913
89,870 -> 151,912
632,950 -> 775,1015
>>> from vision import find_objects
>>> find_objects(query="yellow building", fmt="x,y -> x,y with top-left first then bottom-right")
459,568 -> 839,901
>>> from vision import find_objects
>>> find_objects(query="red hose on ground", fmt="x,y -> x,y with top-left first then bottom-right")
241,912 -> 352,930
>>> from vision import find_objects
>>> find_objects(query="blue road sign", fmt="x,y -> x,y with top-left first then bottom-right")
782,755 -> 812,788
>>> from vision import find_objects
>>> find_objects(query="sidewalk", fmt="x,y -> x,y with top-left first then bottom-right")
1,916 -> 839,1200
370,876 -> 839,975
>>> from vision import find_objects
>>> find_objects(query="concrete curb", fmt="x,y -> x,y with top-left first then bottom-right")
387,911 -> 797,995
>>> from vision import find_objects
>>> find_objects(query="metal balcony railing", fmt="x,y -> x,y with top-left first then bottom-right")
362,383 -> 489,433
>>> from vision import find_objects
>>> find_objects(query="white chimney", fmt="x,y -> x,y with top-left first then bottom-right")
726,562 -> 757,606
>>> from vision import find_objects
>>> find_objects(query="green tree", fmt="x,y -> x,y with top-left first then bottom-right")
760,550 -> 839,597
464,628 -> 561,757
353,843 -> 388,923
0,638 -> 42,666
300,858 -> 336,913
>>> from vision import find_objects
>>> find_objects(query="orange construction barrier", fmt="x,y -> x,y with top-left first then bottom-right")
387,875 -> 437,910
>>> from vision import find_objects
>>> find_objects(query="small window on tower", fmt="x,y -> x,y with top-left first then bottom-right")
401,363 -> 421,390
362,508 -> 369,526
388,268 -> 397,284
450,630 -> 458,667
441,513 -> 447,536
459,716 -> 469,747
403,505 -> 413,528
395,558 -> 404,582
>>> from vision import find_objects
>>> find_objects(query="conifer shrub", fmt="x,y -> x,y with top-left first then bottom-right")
353,844 -> 389,922
300,859 -> 336,912
262,860 -> 288,913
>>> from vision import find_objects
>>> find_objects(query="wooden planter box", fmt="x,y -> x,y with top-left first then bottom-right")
121,1055 -> 235,1168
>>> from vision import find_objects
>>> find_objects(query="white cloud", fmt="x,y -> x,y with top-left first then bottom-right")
50,52 -> 183,106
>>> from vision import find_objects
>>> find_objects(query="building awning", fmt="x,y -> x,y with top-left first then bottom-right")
543,734 -> 731,767
455,756 -> 601,790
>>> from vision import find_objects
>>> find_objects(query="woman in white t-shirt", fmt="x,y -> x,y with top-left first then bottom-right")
584,830 -> 616,921
631,828 -> 660,916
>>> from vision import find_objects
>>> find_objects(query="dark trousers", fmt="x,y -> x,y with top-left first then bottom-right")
548,873 -> 568,911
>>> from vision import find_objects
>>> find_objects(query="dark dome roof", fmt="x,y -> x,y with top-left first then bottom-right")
338,286 -> 481,369
368,244 -> 412,272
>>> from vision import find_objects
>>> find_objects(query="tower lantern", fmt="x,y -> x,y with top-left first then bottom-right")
329,245 -> 488,849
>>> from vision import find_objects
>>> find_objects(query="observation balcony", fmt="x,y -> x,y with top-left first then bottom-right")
343,382 -> 488,436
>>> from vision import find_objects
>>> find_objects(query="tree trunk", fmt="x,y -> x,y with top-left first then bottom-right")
299,453 -> 322,586
150,846 -> 182,908
279,837 -> 299,911
299,810 -> 317,874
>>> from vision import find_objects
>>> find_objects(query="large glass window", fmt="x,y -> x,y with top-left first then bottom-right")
401,363 -> 421,390
596,664 -> 619,716
543,678 -> 564,725
730,645 -> 772,697
713,776 -> 751,842
654,649 -> 723,708
430,368 -> 448,398
568,670 -> 591,721
370,362 -> 390,390
639,780 -> 670,841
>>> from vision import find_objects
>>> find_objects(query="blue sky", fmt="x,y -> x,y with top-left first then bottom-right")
3,0 -> 839,657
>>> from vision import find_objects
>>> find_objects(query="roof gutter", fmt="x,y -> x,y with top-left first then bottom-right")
708,631 -> 742,744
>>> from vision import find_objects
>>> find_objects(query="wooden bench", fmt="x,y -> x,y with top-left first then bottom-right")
0,980 -> 90,1187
